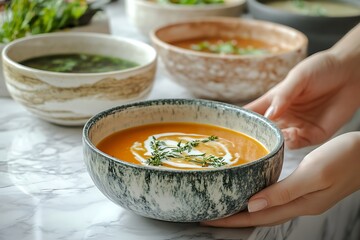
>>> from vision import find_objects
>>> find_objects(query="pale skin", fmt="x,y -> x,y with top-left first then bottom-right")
202,24 -> 360,227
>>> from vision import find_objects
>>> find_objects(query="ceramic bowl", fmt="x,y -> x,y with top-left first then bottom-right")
0,12 -> 111,98
125,0 -> 246,36
248,0 -> 360,54
2,32 -> 157,126
83,99 -> 284,222
151,17 -> 307,102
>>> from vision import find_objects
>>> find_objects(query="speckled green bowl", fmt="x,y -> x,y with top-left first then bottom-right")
82,99 -> 284,222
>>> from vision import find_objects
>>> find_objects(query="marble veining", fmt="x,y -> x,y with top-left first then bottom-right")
1,1 -> 360,240
1,97 -> 360,239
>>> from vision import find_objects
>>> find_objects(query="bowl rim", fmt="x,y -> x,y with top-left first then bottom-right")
83,98 -> 284,173
248,0 -> 360,19
2,32 -> 157,76
130,0 -> 246,11
150,17 -> 308,59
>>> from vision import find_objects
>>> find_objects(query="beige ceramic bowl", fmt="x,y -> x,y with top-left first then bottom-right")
2,32 -> 157,126
0,13 -> 110,98
151,17 -> 308,102
126,0 -> 246,36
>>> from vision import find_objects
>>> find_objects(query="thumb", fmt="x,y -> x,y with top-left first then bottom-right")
247,159 -> 319,212
264,70 -> 306,120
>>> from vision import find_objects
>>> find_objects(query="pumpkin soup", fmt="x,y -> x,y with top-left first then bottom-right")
171,37 -> 280,55
97,122 -> 269,170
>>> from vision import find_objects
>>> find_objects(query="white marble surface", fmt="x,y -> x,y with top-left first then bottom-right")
0,1 -> 359,240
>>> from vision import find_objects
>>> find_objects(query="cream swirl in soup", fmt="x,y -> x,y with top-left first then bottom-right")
131,133 -> 240,169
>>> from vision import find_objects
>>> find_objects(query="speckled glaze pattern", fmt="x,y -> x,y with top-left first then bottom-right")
2,32 -> 157,126
83,99 -> 284,222
151,18 -> 308,102
126,0 -> 246,36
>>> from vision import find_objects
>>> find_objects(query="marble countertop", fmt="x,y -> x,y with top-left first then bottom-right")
1,2 -> 359,240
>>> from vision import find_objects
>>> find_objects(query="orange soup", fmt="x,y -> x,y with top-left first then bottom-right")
97,122 -> 269,170
171,37 -> 281,55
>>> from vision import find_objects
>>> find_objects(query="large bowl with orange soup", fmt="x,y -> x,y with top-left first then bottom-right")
83,99 -> 284,222
150,17 -> 308,103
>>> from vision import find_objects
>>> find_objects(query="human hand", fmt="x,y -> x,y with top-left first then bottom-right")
245,50 -> 360,149
202,132 -> 360,227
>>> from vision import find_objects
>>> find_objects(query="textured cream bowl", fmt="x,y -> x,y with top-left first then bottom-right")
2,32 -> 157,126
151,17 -> 308,102
126,0 -> 246,36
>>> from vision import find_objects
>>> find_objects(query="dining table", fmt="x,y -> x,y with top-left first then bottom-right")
1,1 -> 359,240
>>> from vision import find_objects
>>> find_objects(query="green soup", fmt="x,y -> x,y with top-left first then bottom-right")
20,53 -> 139,73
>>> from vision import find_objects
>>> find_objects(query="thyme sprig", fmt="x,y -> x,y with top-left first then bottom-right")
146,135 -> 227,167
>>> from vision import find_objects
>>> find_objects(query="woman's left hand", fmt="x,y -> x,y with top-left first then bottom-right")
201,132 -> 360,227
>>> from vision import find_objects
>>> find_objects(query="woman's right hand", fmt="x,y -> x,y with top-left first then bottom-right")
245,24 -> 360,149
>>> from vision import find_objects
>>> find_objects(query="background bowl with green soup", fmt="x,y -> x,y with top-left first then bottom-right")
2,32 -> 157,126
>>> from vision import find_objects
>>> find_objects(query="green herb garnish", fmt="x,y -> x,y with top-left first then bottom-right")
291,0 -> 327,16
157,0 -> 224,5
146,135 -> 227,167
0,0 -> 89,43
191,41 -> 268,55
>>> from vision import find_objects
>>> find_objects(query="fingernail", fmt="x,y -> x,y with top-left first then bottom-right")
248,198 -> 268,212
264,106 -> 275,119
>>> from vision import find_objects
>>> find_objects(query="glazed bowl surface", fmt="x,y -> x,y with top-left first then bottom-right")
2,32 -> 157,126
248,0 -> 360,54
126,0 -> 246,36
151,17 -> 307,102
0,11 -> 111,98
83,99 -> 284,222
